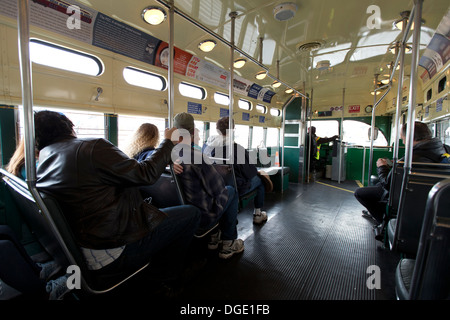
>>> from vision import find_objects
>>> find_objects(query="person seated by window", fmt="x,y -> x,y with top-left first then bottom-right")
172,112 -> 244,259
204,116 -> 270,224
34,110 -> 201,296
6,137 -> 39,180
354,121 -> 447,240
125,123 -> 160,161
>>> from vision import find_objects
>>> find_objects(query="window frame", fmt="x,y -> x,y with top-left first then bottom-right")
30,39 -> 103,76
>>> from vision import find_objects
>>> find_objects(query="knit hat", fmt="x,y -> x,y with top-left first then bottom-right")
173,112 -> 195,133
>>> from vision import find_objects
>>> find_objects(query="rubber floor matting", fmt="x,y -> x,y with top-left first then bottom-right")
177,179 -> 400,300
93,179 -> 400,301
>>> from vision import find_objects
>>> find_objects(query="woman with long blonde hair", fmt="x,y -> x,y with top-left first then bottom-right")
125,123 -> 160,161
6,138 -> 39,179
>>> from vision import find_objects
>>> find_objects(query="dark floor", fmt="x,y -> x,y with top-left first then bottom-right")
90,177 -> 400,304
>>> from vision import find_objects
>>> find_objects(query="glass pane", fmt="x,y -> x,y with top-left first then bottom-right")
123,67 -> 166,91
256,104 -> 267,114
266,127 -> 279,147
214,92 -> 229,105
179,82 -> 206,100
118,115 -> 166,150
238,99 -> 251,110
30,40 -> 102,76
252,126 -> 264,148
18,106 -> 105,139
342,120 -> 388,146
235,124 -> 249,149
311,120 -> 339,139
270,108 -> 281,116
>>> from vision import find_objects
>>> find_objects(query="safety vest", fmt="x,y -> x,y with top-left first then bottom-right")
314,137 -> 321,160
442,153 -> 450,164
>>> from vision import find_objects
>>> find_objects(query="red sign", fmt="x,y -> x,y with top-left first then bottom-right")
348,105 -> 360,113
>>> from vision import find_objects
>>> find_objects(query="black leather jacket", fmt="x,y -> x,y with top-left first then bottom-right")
37,137 -> 174,249
376,138 -> 446,191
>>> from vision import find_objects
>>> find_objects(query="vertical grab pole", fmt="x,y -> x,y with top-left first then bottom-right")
394,0 -> 422,251
368,74 -> 379,185
338,88 -> 345,184
228,12 -> 237,163
17,0 -> 36,184
167,0 -> 175,127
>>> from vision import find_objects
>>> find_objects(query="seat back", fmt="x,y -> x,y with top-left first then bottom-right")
139,172 -> 184,208
1,169 -> 148,294
1,171 -> 68,267
403,179 -> 450,299
390,163 -> 450,256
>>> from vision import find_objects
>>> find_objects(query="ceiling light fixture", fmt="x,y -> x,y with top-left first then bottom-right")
142,6 -> 167,25
255,71 -> 267,80
233,58 -> 246,69
273,2 -> 298,21
389,42 -> 412,54
198,40 -> 217,52
394,10 -> 425,31
285,88 -> 293,94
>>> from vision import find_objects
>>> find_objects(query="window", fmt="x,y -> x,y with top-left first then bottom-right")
214,92 -> 229,105
342,120 -> 388,146
256,104 -> 267,114
123,67 -> 166,91
266,127 -> 279,147
251,126 -> 264,149
179,82 -> 206,99
194,120 -> 205,147
235,124 -> 249,149
426,88 -> 432,101
270,108 -> 281,117
30,39 -> 103,76
238,99 -> 251,110
118,115 -> 166,149
19,106 -> 105,139
311,120 -> 339,141
438,76 -> 446,93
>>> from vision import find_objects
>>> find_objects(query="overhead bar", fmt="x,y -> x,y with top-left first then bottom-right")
156,0 -> 309,101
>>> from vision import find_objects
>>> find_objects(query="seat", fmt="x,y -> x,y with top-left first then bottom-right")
169,165 -> 218,238
0,168 -> 149,295
395,178 -> 450,300
139,172 -> 184,208
388,163 -> 450,256
211,161 -> 258,209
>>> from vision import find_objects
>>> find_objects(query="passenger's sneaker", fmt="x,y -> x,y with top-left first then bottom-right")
208,230 -> 221,250
253,211 -> 268,224
219,239 -> 244,259
46,275 -> 71,300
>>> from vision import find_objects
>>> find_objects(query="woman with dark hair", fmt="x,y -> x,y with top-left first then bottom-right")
34,110 -> 201,294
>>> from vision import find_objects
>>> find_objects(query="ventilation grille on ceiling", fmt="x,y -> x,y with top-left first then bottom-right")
296,41 -> 324,52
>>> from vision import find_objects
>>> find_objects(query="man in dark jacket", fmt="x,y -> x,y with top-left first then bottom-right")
204,116 -> 268,224
35,111 -> 201,289
172,113 -> 244,259
354,121 -> 446,227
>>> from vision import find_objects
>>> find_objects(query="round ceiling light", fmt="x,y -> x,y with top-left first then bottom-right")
198,40 -> 217,52
273,2 -> 298,21
255,71 -> 267,80
234,58 -> 246,69
142,6 -> 167,25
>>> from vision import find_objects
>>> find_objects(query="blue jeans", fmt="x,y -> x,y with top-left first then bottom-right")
93,204 -> 201,282
219,186 -> 239,240
242,175 -> 265,209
